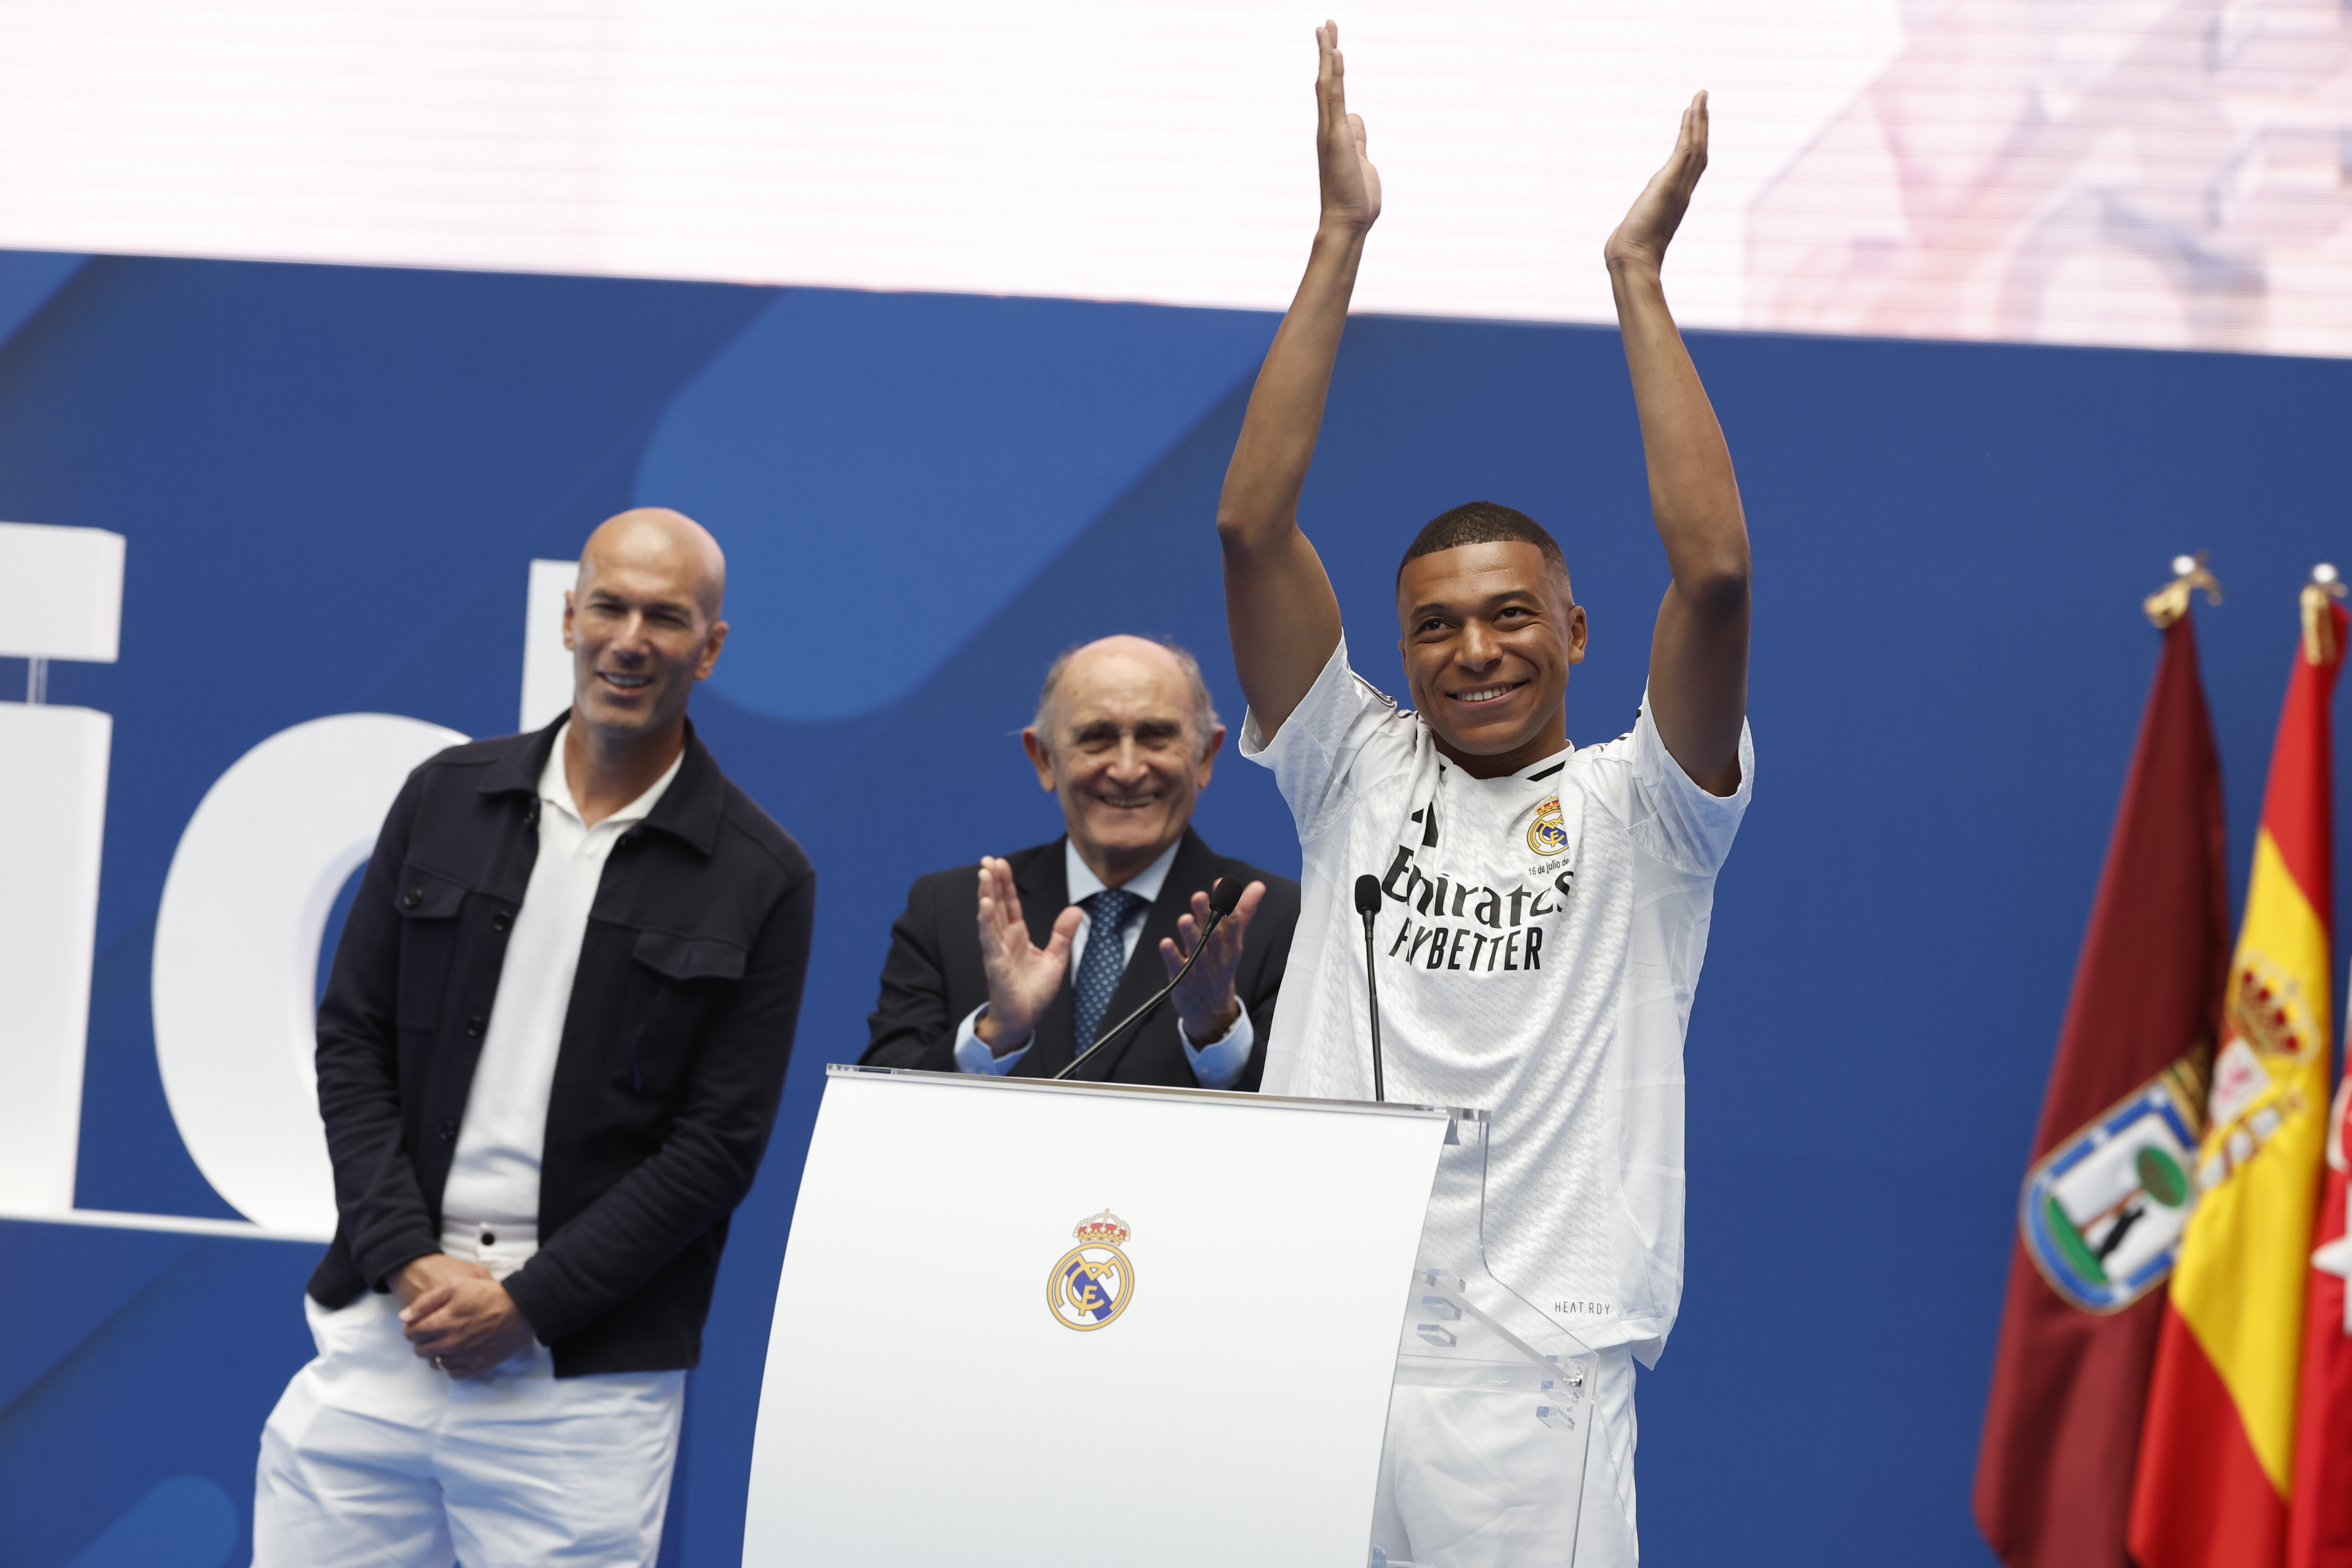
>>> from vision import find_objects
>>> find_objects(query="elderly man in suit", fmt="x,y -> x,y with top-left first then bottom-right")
863,635 -> 1298,1088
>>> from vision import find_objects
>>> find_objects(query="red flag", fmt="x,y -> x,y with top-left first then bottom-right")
2290,573 -> 2352,1568
2296,1072 -> 2352,1561
1975,607 -> 2230,1568
2290,999 -> 2352,1568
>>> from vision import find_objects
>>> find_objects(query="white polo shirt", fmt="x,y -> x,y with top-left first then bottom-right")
1244,639 -> 1751,1365
440,724 -> 684,1233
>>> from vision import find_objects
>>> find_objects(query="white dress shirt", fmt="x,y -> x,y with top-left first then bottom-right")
951,838 -> 1254,1088
440,724 -> 685,1233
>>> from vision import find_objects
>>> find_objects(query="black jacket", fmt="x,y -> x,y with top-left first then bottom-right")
309,717 -> 815,1376
861,829 -> 1298,1088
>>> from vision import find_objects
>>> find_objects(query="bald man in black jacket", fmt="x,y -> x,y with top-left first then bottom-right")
257,510 -> 813,1568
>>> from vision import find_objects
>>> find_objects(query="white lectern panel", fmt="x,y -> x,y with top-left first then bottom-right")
745,1068 -> 1450,1567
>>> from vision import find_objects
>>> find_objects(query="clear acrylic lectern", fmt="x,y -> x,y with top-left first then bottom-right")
1372,1107 -> 1595,1567
740,1066 -> 1589,1567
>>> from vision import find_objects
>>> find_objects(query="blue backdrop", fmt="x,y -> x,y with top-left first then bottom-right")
2,247 -> 2346,1567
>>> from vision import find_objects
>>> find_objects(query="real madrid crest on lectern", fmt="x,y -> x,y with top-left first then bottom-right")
1048,1210 -> 1135,1330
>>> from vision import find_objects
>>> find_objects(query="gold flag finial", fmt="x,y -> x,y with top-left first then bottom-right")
2145,552 -> 2223,629
2301,563 -> 2345,665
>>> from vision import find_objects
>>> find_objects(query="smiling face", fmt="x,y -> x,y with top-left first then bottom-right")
1396,541 -> 1587,776
1024,637 -> 1225,887
564,509 -> 728,746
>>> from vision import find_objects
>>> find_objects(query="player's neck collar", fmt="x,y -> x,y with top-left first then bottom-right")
1437,740 -> 1574,783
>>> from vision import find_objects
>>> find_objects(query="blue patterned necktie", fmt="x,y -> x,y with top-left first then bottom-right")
1072,887 -> 1150,1053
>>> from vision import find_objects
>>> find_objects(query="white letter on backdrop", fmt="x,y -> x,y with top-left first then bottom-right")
152,713 -> 466,1238
520,559 -> 577,734
0,520 -> 124,1218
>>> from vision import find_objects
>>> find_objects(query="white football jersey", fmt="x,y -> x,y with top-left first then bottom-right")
1244,639 -> 1752,1365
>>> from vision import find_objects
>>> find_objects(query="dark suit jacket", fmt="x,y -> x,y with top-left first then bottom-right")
310,717 -> 816,1376
862,828 -> 1299,1088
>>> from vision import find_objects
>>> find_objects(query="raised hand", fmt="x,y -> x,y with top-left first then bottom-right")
974,855 -> 1080,1052
1605,90 -> 1749,799
1215,26 -> 1365,744
1161,880 -> 1267,1045
1317,22 -> 1381,236
1605,91 -> 1709,277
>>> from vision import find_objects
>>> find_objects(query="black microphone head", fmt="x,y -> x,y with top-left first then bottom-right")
1354,873 -> 1383,916
1209,876 -> 1245,918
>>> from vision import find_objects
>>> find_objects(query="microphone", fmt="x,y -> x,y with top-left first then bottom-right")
1053,876 -> 1246,1082
1354,874 -> 1387,1103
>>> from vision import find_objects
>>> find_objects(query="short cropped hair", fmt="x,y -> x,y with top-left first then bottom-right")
1396,501 -> 1570,590
1033,637 -> 1222,757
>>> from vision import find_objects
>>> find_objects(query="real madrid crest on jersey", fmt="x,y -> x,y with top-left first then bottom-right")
1049,1210 -> 1135,1331
2020,1058 -> 2207,1313
1527,793 -> 1568,857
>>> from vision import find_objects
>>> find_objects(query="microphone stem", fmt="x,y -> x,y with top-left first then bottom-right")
1361,916 -> 1386,1103
1052,907 -> 1227,1082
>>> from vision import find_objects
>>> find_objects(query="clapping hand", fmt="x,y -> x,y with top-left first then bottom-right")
974,855 -> 1081,1052
1161,880 -> 1266,1045
1605,91 -> 1708,277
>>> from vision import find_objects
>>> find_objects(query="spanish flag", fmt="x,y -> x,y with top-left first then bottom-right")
2131,575 -> 2346,1568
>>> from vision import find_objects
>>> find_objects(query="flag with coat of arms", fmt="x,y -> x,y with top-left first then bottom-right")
2131,570 -> 2347,1568
1974,562 -> 2230,1568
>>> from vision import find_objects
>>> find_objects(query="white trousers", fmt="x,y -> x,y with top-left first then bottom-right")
252,1227 -> 686,1568
1370,1346 -> 1639,1568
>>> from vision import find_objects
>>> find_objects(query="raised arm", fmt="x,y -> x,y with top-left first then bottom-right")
1216,22 -> 1379,738
1606,93 -> 1750,796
